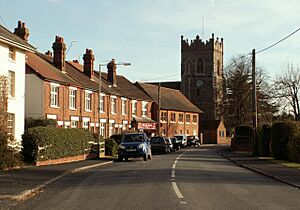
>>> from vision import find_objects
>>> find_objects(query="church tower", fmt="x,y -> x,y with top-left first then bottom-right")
181,33 -> 224,121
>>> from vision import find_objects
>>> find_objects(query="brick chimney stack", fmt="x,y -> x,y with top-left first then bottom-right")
52,36 -> 66,72
107,59 -> 117,86
14,20 -> 29,41
83,49 -> 95,79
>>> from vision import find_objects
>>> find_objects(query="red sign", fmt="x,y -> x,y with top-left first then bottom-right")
138,122 -> 156,130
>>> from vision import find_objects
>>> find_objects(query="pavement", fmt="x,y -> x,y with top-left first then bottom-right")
219,149 -> 300,189
0,157 -> 115,203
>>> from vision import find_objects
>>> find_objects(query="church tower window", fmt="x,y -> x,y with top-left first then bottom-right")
196,58 -> 203,74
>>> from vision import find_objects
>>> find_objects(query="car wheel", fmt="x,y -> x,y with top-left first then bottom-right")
143,154 -> 148,161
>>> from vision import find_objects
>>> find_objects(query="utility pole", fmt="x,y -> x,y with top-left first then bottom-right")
157,82 -> 161,136
252,49 -> 258,155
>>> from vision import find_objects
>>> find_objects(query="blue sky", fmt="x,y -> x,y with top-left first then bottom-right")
1,0 -> 299,82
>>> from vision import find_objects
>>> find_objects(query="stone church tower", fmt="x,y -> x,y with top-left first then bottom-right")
181,33 -> 224,121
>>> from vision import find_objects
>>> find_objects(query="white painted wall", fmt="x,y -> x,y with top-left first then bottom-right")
25,74 -> 44,118
0,41 -> 26,145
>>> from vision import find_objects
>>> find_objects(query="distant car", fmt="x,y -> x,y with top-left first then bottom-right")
187,135 -> 201,147
150,136 -> 170,154
170,137 -> 181,150
118,132 -> 152,161
174,134 -> 187,147
165,138 -> 175,152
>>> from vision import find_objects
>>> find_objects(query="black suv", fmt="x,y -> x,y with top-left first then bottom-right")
150,136 -> 170,154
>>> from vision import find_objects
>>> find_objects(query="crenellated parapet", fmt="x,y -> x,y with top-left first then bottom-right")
181,33 -> 223,52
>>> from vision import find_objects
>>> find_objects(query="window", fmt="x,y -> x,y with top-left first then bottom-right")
71,120 -> 78,128
186,114 -> 191,123
192,115 -> 197,124
111,96 -> 117,114
132,100 -> 137,116
9,47 -> 15,61
121,98 -> 127,115
170,113 -> 176,123
142,101 -> 148,117
197,58 -> 203,74
100,123 -> 106,137
160,112 -> 167,122
82,118 -> 90,130
178,114 -> 183,123
219,130 -> 225,137
100,94 -> 105,113
50,84 -> 59,107
85,91 -> 92,111
69,88 -> 76,109
109,123 -> 114,136
8,71 -> 15,97
7,113 -> 14,136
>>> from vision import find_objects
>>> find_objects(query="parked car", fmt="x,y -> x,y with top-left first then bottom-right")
170,137 -> 181,150
165,138 -> 175,152
150,136 -> 170,154
174,134 -> 187,147
187,135 -> 201,147
118,132 -> 152,161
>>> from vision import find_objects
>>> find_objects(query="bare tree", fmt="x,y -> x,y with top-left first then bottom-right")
0,75 -> 8,134
272,63 -> 300,120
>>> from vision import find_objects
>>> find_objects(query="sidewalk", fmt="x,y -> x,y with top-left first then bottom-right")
0,157 -> 115,202
219,149 -> 300,189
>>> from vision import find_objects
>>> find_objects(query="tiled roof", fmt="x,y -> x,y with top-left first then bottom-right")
148,81 -> 181,91
201,120 -> 223,130
26,52 -> 80,86
136,82 -> 202,113
0,24 -> 35,51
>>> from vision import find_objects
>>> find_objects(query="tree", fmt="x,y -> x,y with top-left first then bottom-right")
272,63 -> 300,121
0,75 -> 8,134
224,55 -> 275,129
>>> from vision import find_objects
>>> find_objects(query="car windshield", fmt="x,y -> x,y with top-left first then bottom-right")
175,136 -> 183,140
150,137 -> 164,144
187,136 -> 194,140
123,134 -> 145,142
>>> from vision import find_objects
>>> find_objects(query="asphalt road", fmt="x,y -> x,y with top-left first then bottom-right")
12,145 -> 300,210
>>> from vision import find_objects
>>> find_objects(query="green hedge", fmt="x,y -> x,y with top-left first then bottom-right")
257,124 -> 271,156
271,121 -> 297,160
22,127 -> 95,163
25,117 -> 56,130
105,139 -> 118,156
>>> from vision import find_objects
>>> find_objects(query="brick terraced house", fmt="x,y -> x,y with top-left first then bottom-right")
136,82 -> 202,137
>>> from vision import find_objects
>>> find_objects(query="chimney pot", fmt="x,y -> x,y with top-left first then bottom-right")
52,35 -> 66,72
14,20 -> 30,41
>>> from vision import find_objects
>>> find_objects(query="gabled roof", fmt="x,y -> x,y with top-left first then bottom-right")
26,52 -> 80,86
148,81 -> 181,91
0,24 -> 35,52
201,120 -> 224,130
136,82 -> 202,113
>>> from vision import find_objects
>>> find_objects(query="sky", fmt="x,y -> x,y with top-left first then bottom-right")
1,0 -> 299,82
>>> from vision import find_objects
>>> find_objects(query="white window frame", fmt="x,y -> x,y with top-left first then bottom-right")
192,114 -> 197,124
50,83 -> 59,108
85,90 -> 92,112
71,116 -> 79,128
121,97 -> 127,116
69,87 -> 77,110
82,117 -> 90,130
111,96 -> 117,114
8,70 -> 15,97
160,112 -> 167,123
170,112 -> 176,123
178,113 -> 184,124
132,100 -> 137,116
99,93 -> 105,113
100,122 -> 106,137
142,101 -> 148,117
8,46 -> 15,61
7,113 -> 14,136
186,114 -> 191,124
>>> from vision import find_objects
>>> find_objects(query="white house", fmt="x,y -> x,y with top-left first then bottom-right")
0,21 -> 35,147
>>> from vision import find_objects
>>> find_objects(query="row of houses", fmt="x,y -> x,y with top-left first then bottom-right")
0,21 -> 202,147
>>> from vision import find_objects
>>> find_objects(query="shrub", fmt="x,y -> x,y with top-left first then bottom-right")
25,118 -> 56,130
287,126 -> 300,162
0,132 -> 22,170
22,127 -> 95,164
105,139 -> 118,156
258,124 -> 271,156
271,121 -> 297,160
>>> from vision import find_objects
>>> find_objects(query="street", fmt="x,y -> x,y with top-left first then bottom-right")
12,146 -> 300,210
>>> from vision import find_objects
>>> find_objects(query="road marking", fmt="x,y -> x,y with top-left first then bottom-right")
171,150 -> 190,204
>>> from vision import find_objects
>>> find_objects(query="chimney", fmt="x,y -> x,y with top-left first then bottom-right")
14,20 -> 29,41
45,50 -> 52,57
107,59 -> 117,86
83,49 -> 95,79
52,36 -> 66,72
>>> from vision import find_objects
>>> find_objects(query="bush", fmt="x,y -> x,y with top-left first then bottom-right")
22,127 -> 95,164
25,118 -> 56,130
257,124 -> 271,156
0,132 -> 22,170
105,139 -> 118,156
271,121 -> 297,160
287,127 -> 300,162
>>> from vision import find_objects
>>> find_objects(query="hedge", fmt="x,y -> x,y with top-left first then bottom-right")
22,127 -> 95,163
105,139 -> 118,156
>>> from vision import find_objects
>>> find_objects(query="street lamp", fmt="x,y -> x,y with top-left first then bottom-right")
98,59 -> 131,158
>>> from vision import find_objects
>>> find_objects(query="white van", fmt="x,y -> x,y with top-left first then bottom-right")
174,134 -> 187,147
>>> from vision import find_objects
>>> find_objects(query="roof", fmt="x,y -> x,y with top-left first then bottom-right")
201,120 -> 224,130
132,117 -> 156,123
136,82 -> 202,113
0,24 -> 35,52
148,81 -> 181,91
26,52 -> 81,86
